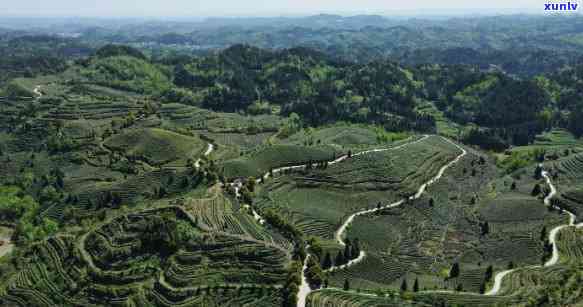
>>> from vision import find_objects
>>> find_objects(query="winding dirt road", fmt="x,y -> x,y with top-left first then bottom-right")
259,135 -> 429,182
194,143 -> 214,168
0,227 -> 14,258
330,137 -> 467,270
296,136 -> 467,306
33,85 -> 42,97
302,146 -> 580,302
226,136 -> 580,303
484,167 -> 579,296
297,253 -> 313,307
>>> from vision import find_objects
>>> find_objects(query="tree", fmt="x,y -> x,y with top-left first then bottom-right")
413,278 -> 419,292
40,186 -> 60,204
534,165 -> 543,180
352,238 -> 361,258
479,283 -> 486,294
157,186 -> 167,198
485,265 -> 493,282
308,238 -> 323,261
540,226 -> 548,241
480,222 -> 490,236
568,103 -> 583,138
400,279 -> 408,292
343,279 -> 350,291
335,250 -> 345,266
40,218 -> 59,237
532,183 -> 542,196
55,174 -> 65,189
281,113 -> 302,137
344,240 -> 352,261
542,239 -> 553,264
450,262 -> 460,278
305,256 -> 323,288
322,252 -> 332,270
246,177 -> 256,192
511,182 -> 517,190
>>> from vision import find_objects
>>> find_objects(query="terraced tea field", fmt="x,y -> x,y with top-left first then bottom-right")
0,203 -> 292,306
307,289 -> 422,307
158,103 -> 283,133
2,45 -> 583,307
255,136 -> 461,241
222,144 -> 339,179
546,152 -> 583,219
104,128 -> 207,166
326,151 -> 564,291
282,125 -> 382,149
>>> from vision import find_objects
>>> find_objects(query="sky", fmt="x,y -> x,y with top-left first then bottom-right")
0,0 -> 558,17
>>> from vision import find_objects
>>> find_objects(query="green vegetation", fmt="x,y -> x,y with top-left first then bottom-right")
222,144 -> 338,178
80,55 -> 171,95
326,151 -> 562,296
0,186 -> 59,242
255,136 -> 460,241
0,204 -> 292,306
104,128 -> 207,166
1,17 -> 583,306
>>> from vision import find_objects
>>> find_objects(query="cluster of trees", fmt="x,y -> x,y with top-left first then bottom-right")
401,48 -> 580,78
0,185 -> 59,242
166,44 -> 583,148
95,44 -> 147,60
282,261 -> 302,307
400,277 -> 420,292
549,64 -> 583,138
417,66 -> 554,149
8,42 -> 582,152
319,238 -> 361,270
525,264 -> 583,305
0,35 -> 85,89
260,209 -> 307,306
420,62 -> 583,149
304,255 -> 324,289
170,45 -> 435,132
261,209 -> 305,260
